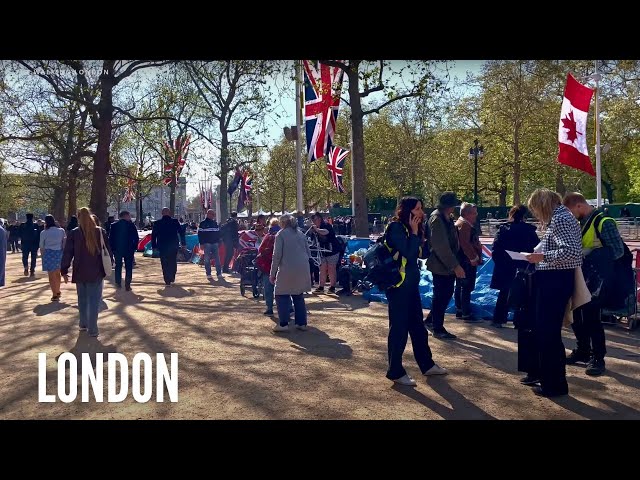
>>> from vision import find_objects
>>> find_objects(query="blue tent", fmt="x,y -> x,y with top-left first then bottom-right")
362,249 -> 500,319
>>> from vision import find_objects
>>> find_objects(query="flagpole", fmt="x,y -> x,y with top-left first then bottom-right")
595,60 -> 602,208
295,59 -> 304,213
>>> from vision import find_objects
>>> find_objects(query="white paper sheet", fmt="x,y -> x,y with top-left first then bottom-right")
505,250 -> 528,261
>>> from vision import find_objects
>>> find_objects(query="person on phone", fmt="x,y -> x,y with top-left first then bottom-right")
524,189 -> 582,397
61,208 -> 111,337
426,192 -> 466,339
385,197 -> 447,386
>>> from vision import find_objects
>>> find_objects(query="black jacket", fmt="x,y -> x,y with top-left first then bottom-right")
19,220 -> 41,250
221,218 -> 239,245
490,221 -> 539,290
198,218 -> 221,244
151,216 -> 184,253
385,221 -> 428,289
109,219 -> 139,256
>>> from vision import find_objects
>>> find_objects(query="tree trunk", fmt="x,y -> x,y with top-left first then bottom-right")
347,65 -> 369,237
603,181 -> 614,204
67,161 -> 80,220
219,133 -> 230,219
51,185 -> 66,223
169,176 -> 177,217
555,170 -> 566,197
89,64 -> 115,222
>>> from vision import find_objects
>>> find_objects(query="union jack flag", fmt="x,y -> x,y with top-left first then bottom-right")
326,145 -> 348,193
162,134 -> 191,185
303,60 -> 344,162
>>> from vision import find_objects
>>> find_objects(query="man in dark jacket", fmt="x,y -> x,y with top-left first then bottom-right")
19,213 -> 41,277
425,192 -> 466,339
8,221 -> 20,253
109,211 -> 139,291
221,212 -> 240,273
152,208 -> 185,286
198,209 -> 222,279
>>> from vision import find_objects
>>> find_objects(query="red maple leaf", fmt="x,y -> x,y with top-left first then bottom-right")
561,110 -> 581,144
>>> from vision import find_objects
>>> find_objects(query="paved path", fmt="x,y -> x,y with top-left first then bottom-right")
0,252 -> 639,419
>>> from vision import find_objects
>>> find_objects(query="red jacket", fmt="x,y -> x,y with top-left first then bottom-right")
256,233 -> 276,274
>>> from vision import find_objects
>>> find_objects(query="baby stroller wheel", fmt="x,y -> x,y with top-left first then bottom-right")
240,282 -> 246,296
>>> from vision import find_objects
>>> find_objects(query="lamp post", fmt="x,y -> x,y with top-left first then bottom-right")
468,139 -> 484,205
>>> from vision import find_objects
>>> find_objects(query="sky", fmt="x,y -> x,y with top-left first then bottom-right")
184,60 -> 485,198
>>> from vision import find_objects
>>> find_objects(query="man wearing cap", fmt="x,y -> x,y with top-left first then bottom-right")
426,192 -> 466,339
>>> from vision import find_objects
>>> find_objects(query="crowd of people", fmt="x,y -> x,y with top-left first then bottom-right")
0,186 -> 633,399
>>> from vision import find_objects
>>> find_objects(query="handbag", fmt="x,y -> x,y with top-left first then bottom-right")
507,264 -> 534,311
99,230 -> 112,276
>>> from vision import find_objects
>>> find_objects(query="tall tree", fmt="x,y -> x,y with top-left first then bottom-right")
185,60 -> 274,219
18,60 -> 173,220
319,60 -> 447,236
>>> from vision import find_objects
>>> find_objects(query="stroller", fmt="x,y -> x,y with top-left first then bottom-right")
235,247 -> 263,298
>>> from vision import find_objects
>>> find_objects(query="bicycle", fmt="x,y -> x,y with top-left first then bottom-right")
305,226 -> 333,267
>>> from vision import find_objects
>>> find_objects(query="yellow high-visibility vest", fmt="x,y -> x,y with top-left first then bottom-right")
383,223 -> 423,289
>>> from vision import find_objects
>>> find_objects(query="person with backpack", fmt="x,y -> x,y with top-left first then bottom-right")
562,192 -> 628,377
384,197 -> 447,386
19,213 -> 41,277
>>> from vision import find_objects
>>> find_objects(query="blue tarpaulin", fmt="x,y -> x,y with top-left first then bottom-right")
362,248 -> 500,319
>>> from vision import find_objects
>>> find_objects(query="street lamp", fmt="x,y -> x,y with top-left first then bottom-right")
468,139 -> 484,205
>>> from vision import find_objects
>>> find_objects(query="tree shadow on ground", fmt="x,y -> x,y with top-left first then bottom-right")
285,327 -> 353,360
56,332 -> 118,368
392,381 -> 496,420
12,276 -> 38,284
156,286 -> 195,298
33,302 -> 71,316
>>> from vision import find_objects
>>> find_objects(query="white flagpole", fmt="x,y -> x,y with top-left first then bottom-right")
349,122 -> 354,217
595,60 -> 602,208
295,60 -> 304,213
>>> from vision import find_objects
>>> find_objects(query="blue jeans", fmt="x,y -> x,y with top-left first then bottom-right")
263,274 -> 275,312
276,294 -> 306,327
114,253 -> 134,287
76,281 -> 104,336
203,243 -> 221,276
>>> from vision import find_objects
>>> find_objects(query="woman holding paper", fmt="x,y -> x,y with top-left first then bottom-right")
524,189 -> 582,397
490,205 -> 539,328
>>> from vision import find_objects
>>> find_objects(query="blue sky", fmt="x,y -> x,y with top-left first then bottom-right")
187,60 -> 485,198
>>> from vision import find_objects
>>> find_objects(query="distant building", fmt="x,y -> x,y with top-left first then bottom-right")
108,177 -> 188,221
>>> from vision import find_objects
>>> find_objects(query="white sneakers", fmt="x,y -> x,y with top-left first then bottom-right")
424,364 -> 448,376
273,324 -> 309,332
393,375 -> 417,386
392,365 -> 448,386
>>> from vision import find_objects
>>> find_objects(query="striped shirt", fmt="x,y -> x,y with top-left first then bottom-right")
537,205 -> 582,271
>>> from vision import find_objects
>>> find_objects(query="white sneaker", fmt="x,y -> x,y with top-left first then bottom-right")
295,324 -> 308,331
424,364 -> 448,376
272,324 -> 289,333
392,374 -> 417,386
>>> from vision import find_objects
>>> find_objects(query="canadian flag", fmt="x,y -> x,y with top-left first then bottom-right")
557,73 -> 595,176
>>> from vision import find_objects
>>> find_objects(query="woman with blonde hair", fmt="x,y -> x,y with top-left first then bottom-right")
523,188 -> 582,397
269,214 -> 312,332
61,208 -> 112,337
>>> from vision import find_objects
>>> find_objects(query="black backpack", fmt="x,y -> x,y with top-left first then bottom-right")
363,229 -> 402,291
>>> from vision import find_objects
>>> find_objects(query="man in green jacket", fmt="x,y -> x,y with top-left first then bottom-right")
426,192 -> 466,339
